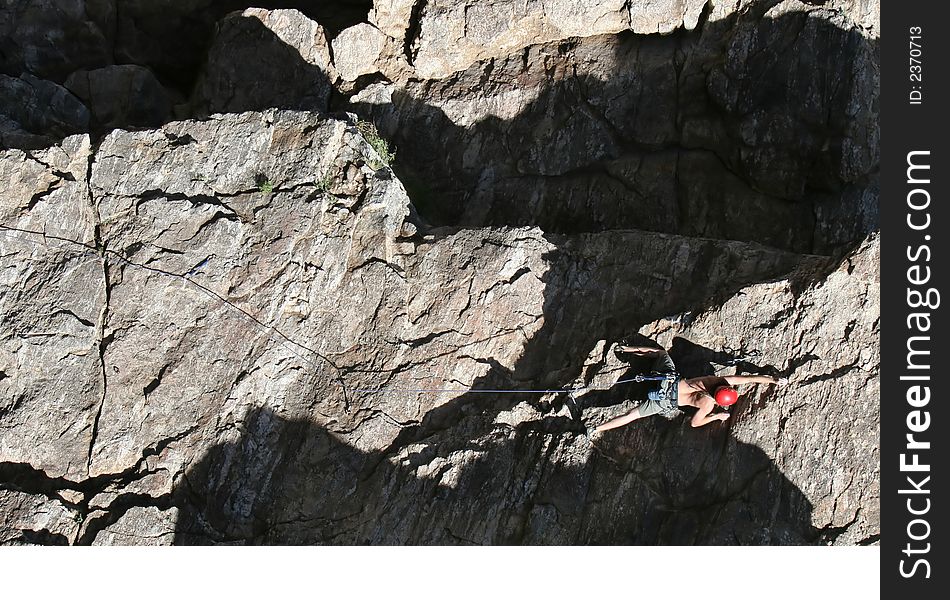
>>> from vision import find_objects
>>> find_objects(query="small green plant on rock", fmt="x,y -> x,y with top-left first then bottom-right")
317,171 -> 333,192
356,120 -> 395,169
255,173 -> 274,195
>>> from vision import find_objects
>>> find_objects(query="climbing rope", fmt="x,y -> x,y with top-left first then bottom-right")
352,372 -> 678,396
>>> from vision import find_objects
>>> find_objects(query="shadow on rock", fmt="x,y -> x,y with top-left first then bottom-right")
668,337 -> 779,378
358,233 -> 809,478
349,6 -> 878,253
172,405 -> 818,544
1,2 -> 364,147
171,235 -> 824,544
3,2 -> 877,254
563,335 -> 781,419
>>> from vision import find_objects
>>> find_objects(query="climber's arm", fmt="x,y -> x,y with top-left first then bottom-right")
690,396 -> 729,428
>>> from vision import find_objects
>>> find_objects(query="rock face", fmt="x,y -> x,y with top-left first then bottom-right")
0,75 -> 91,149
0,1 -> 880,258
366,0 -> 708,81
190,9 -> 335,116
0,134 -> 99,484
0,108 -> 876,545
349,1 -> 878,254
655,236 -> 880,544
574,235 -> 880,544
0,0 -> 878,546
64,65 -> 172,131
0,0 -> 115,83
386,0 -> 878,80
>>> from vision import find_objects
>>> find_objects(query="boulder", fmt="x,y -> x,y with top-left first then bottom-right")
0,75 -> 90,146
332,22 -> 388,82
0,0 -> 114,82
406,0 -> 630,79
65,65 -> 171,131
190,9 -> 335,115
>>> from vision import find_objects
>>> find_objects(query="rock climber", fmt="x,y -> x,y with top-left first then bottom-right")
592,344 -> 787,432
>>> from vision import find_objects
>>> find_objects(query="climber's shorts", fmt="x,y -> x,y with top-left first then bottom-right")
636,352 -> 680,417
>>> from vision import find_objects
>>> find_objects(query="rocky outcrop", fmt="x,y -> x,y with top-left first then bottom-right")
1,1 -> 880,258
349,1 -> 878,253
191,9 -> 335,116
0,75 -> 91,149
0,109 -> 876,545
365,0 -> 707,81
64,65 -> 172,131
0,1 -> 370,143
0,0 -> 115,83
390,0 -> 879,80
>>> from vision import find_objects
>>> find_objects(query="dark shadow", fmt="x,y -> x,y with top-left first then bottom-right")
668,337 -> 777,378
567,342 -> 661,413
568,373 -> 649,412
168,405 -> 819,544
4,529 -> 70,545
357,233 -> 809,479
200,1 -> 373,40
187,14 -> 334,117
0,2 -> 366,146
1,1 -> 371,92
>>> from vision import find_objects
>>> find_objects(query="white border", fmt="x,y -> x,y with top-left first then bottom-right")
1,546 -> 879,599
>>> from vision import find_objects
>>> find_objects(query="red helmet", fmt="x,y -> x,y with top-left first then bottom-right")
714,386 -> 738,407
